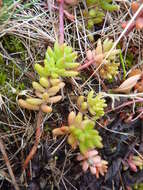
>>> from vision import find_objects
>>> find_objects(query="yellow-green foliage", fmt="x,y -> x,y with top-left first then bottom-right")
84,8 -> 105,29
134,183 -> 143,190
35,42 -> 79,78
86,0 -> 119,11
69,112 -> 103,153
77,90 -> 107,120
53,112 -> 103,154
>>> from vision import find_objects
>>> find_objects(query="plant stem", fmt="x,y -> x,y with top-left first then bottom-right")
59,0 -> 64,44
23,110 -> 43,170
0,138 -> 20,190
46,3 -> 75,21
106,99 -> 143,114
78,59 -> 95,71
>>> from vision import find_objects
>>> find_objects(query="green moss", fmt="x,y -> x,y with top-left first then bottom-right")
0,51 -> 24,110
125,51 -> 134,69
0,72 -> 7,85
2,35 -> 26,61
0,54 -> 5,65
134,183 -> 143,190
0,55 -> 7,85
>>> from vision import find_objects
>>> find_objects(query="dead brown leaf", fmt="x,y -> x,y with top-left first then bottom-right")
112,74 -> 141,93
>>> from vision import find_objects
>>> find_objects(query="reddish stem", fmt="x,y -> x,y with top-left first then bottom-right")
106,99 -> 143,114
50,4 -> 75,21
78,59 -> 95,71
121,5 -> 143,35
23,110 -> 43,170
122,21 -> 136,35
59,0 -> 64,44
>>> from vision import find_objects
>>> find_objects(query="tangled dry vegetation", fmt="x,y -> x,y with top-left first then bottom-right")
1,0 -> 143,190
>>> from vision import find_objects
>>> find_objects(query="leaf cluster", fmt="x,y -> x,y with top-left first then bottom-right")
84,0 -> 119,29
53,112 -> 103,154
77,90 -> 107,120
35,42 -> 79,79
18,77 -> 65,113
87,38 -> 120,80
86,0 -> 119,11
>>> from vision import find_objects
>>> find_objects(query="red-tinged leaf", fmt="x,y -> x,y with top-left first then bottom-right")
136,17 -> 143,30
127,159 -> 137,172
0,0 -> 2,8
131,2 -> 139,13
112,74 -> 141,94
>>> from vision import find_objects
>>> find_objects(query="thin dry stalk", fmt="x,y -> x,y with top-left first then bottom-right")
0,138 -> 20,190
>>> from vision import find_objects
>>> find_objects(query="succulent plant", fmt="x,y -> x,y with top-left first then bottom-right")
53,111 -> 103,154
18,77 -> 65,113
77,90 -> 107,120
84,0 -> 119,30
127,154 -> 143,172
86,38 -> 120,80
35,42 -> 79,79
77,149 -> 108,178
84,7 -> 105,29
122,1 -> 143,33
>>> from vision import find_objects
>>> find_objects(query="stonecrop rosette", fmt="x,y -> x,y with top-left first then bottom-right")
53,112 -> 103,154
35,42 -> 79,79
18,77 -> 65,113
77,90 -> 107,120
87,38 -> 120,80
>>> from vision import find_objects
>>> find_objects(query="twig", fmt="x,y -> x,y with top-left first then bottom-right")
59,0 -> 64,44
23,110 -> 43,170
0,138 -> 20,190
